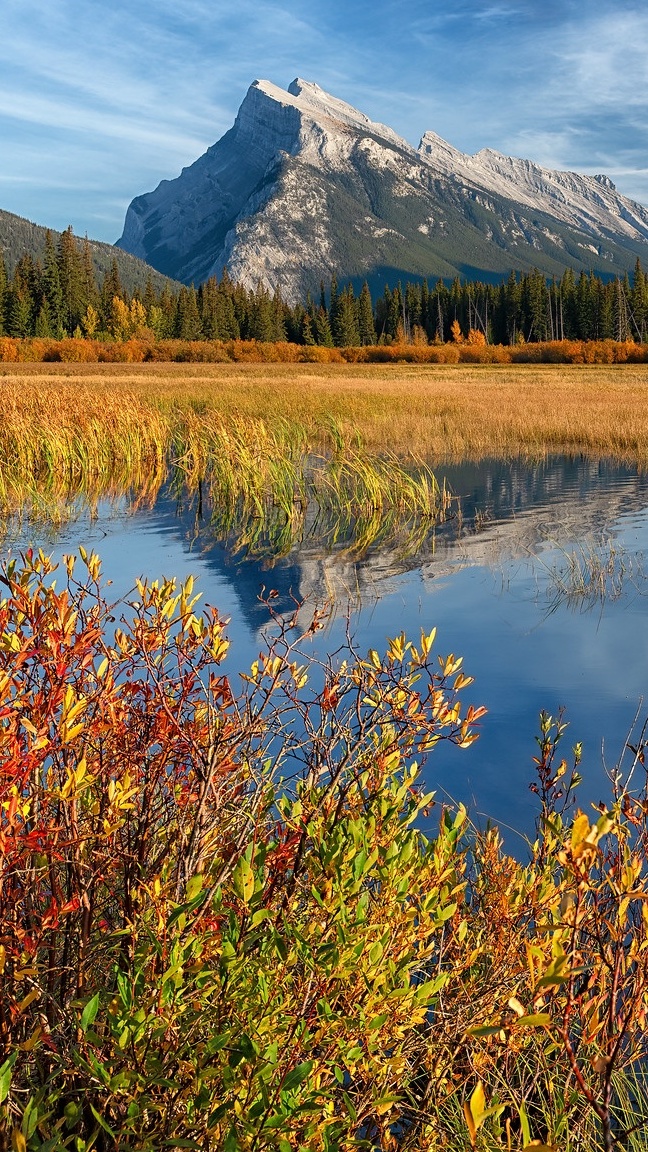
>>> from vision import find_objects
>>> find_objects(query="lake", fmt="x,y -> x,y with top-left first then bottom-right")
6,453 -> 648,843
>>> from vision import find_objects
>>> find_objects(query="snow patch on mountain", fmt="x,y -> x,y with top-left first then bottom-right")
418,132 -> 648,242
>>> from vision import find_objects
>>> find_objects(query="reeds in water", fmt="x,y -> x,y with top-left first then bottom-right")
0,379 -> 451,558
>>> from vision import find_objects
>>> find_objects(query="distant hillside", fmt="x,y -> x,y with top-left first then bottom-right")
0,208 -> 179,295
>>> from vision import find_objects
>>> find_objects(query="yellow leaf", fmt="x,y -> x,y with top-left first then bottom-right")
508,996 -> 526,1017
463,1100 -> 476,1146
470,1080 -> 486,1126
19,1026 -> 42,1052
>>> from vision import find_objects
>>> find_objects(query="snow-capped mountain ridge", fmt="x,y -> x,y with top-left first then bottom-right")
117,77 -> 648,299
418,131 -> 648,242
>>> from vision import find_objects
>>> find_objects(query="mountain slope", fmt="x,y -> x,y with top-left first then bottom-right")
117,78 -> 648,300
0,209 -> 179,295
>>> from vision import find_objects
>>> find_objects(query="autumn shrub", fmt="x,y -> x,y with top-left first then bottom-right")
0,338 -> 19,362
3,554 -> 648,1150
0,551 -> 486,1150
2,335 -> 648,366
296,344 -> 345,364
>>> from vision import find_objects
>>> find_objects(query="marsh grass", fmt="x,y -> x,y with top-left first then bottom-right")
537,538 -> 646,612
3,362 -> 648,557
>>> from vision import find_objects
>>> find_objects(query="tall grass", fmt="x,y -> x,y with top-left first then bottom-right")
0,376 -> 452,556
3,362 -> 648,555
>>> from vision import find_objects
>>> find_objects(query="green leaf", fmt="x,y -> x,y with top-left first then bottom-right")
80,993 -> 100,1033
207,1103 -> 230,1126
514,1013 -> 552,1028
0,1055 -> 16,1103
185,874 -> 204,902
233,856 -> 255,904
89,1103 -> 116,1138
282,1060 -> 313,1092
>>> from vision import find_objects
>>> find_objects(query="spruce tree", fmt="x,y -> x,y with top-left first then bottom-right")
0,251 -> 6,335
82,236 -> 99,310
358,282 -> 376,345
58,226 -> 86,334
101,259 -> 124,331
314,308 -> 334,347
301,312 -> 316,345
43,232 -> 65,339
176,286 -> 203,340
330,285 -> 358,347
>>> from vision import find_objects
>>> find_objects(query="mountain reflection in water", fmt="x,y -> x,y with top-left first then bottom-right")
5,454 -> 648,842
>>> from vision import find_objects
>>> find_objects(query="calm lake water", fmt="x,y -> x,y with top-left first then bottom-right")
7,454 -> 648,842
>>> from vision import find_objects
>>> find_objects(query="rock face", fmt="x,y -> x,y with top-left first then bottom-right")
117,77 -> 648,300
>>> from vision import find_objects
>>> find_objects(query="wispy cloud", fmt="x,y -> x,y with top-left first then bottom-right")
2,0 -> 648,240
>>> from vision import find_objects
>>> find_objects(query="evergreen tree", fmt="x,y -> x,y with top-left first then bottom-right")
43,231 -> 65,339
301,312 -> 316,345
0,251 -> 6,335
35,299 -> 55,338
247,285 -> 276,342
143,275 -> 156,316
614,276 -> 631,342
314,307 -> 334,347
58,226 -> 86,334
504,271 -> 521,343
332,284 -> 360,347
431,280 -> 448,342
630,258 -> 647,342
271,289 -> 288,342
328,276 -> 340,332
82,236 -> 99,310
358,282 -> 376,345
6,283 -> 32,337
100,259 -> 124,331
176,286 -> 203,340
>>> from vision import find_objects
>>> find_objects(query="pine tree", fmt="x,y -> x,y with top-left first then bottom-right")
630,258 -> 647,342
314,308 -> 334,347
82,236 -> 99,310
504,271 -> 521,344
247,285 -> 275,342
58,226 -> 86,334
331,285 -> 359,347
43,231 -> 65,339
301,312 -> 316,345
6,283 -> 32,337
176,286 -> 203,340
0,251 -> 6,335
35,299 -> 55,338
101,259 -> 123,331
143,275 -> 156,320
614,276 -> 631,342
271,289 -> 288,341
358,282 -> 376,345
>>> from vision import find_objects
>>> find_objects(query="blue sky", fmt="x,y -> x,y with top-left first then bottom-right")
2,0 -> 648,242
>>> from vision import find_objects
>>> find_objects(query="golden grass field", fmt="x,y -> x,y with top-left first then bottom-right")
3,360 -> 648,464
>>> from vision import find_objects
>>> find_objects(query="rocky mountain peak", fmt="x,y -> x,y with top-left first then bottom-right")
117,76 -> 648,299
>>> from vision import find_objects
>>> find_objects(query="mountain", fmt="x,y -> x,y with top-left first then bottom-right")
117,77 -> 648,301
0,208 -> 178,295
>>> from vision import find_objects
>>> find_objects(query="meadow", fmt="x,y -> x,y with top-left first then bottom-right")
4,362 -> 648,1150
4,360 -> 648,468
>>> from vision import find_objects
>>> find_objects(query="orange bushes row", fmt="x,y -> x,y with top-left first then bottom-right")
1,336 -> 648,365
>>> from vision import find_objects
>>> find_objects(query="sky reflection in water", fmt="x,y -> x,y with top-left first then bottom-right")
6,454 -> 648,843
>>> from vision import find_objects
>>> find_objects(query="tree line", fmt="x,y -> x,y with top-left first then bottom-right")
3,226 -> 648,345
